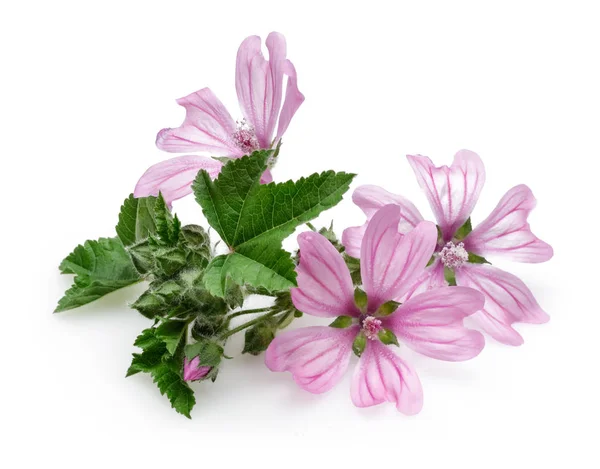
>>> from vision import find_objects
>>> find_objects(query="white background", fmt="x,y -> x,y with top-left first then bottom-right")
2,1 -> 599,467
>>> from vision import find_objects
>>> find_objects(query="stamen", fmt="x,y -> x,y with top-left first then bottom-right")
439,241 -> 469,269
232,118 -> 260,154
361,316 -> 383,340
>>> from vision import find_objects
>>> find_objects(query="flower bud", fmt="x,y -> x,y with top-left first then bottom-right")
183,356 -> 211,382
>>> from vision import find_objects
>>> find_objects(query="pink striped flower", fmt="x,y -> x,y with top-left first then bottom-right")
266,205 -> 485,414
342,150 -> 553,346
134,32 -> 304,205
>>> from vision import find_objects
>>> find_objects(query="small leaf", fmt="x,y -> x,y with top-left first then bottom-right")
376,300 -> 400,317
151,362 -> 196,419
468,252 -> 491,264
354,288 -> 368,312
444,266 -> 457,286
154,246 -> 187,277
378,328 -> 399,346
454,218 -> 473,240
352,332 -> 367,357
329,316 -> 354,328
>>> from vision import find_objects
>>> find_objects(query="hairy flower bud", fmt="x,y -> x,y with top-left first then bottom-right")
183,356 -> 211,382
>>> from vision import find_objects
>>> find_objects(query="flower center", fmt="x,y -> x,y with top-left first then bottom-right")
232,118 -> 260,154
439,241 -> 469,269
361,316 -> 383,340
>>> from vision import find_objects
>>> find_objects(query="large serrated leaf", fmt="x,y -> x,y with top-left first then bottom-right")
193,151 -> 355,296
56,237 -> 141,312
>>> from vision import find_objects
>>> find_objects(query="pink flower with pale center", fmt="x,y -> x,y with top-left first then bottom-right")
134,32 -> 304,206
265,205 -> 485,414
342,150 -> 554,346
183,356 -> 211,382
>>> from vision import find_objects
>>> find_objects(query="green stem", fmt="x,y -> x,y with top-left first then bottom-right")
227,307 -> 272,320
220,309 -> 279,339
306,222 -> 317,231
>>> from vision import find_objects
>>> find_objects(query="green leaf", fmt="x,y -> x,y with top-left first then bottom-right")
126,328 -> 168,377
154,192 -> 181,246
156,320 -> 189,355
352,332 -> 367,357
444,266 -> 457,286
378,328 -> 399,346
115,194 -> 158,247
193,151 -> 355,296
56,237 -> 141,312
468,252 -> 491,264
454,218 -> 473,240
151,361 -> 196,419
329,316 -> 354,328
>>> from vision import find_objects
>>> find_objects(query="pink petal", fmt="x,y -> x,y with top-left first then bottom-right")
361,205 -> 438,310
398,260 -> 446,302
291,232 -> 359,318
183,356 -> 211,382
350,340 -> 423,414
341,224 -> 366,259
455,263 -> 550,346
275,59 -> 305,141
407,150 -> 485,240
385,287 -> 485,361
265,325 -> 359,394
463,184 -> 553,263
236,32 -> 287,148
155,88 -> 241,156
342,185 -> 425,258
260,168 -> 273,184
134,155 -> 223,205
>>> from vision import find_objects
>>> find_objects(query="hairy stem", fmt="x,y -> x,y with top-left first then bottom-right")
220,309 -> 280,339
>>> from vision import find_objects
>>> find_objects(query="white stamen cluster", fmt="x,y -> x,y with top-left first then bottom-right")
362,316 -> 383,340
232,118 -> 260,153
439,241 -> 469,269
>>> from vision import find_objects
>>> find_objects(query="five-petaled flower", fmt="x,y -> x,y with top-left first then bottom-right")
342,150 -> 553,346
134,31 -> 304,205
265,205 -> 485,414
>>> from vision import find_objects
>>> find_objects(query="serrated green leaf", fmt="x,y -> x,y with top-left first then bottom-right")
126,328 -> 167,376
151,362 -> 196,419
454,218 -> 473,240
56,237 -> 141,312
468,252 -> 491,264
193,151 -> 355,295
115,194 -> 158,247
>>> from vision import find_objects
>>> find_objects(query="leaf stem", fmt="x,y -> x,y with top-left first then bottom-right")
220,309 -> 279,339
227,307 -> 272,320
306,222 -> 317,231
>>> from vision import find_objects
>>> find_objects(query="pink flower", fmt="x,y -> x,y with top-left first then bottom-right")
266,205 -> 485,414
134,32 -> 304,205
183,356 -> 211,382
342,150 -> 553,346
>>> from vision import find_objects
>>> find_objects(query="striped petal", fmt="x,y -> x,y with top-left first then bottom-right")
407,150 -> 485,241
351,340 -> 423,414
265,326 -> 359,394
464,185 -> 553,263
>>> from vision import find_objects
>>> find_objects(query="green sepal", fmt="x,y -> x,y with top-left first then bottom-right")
154,246 -> 188,277
444,266 -> 457,286
468,252 -> 491,264
376,300 -> 401,317
184,339 -> 224,367
436,225 -> 444,243
454,218 -> 473,240
354,288 -> 368,312
352,332 -> 367,357
242,319 -> 277,356
329,316 -> 354,328
426,255 -> 436,267
378,328 -> 399,346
